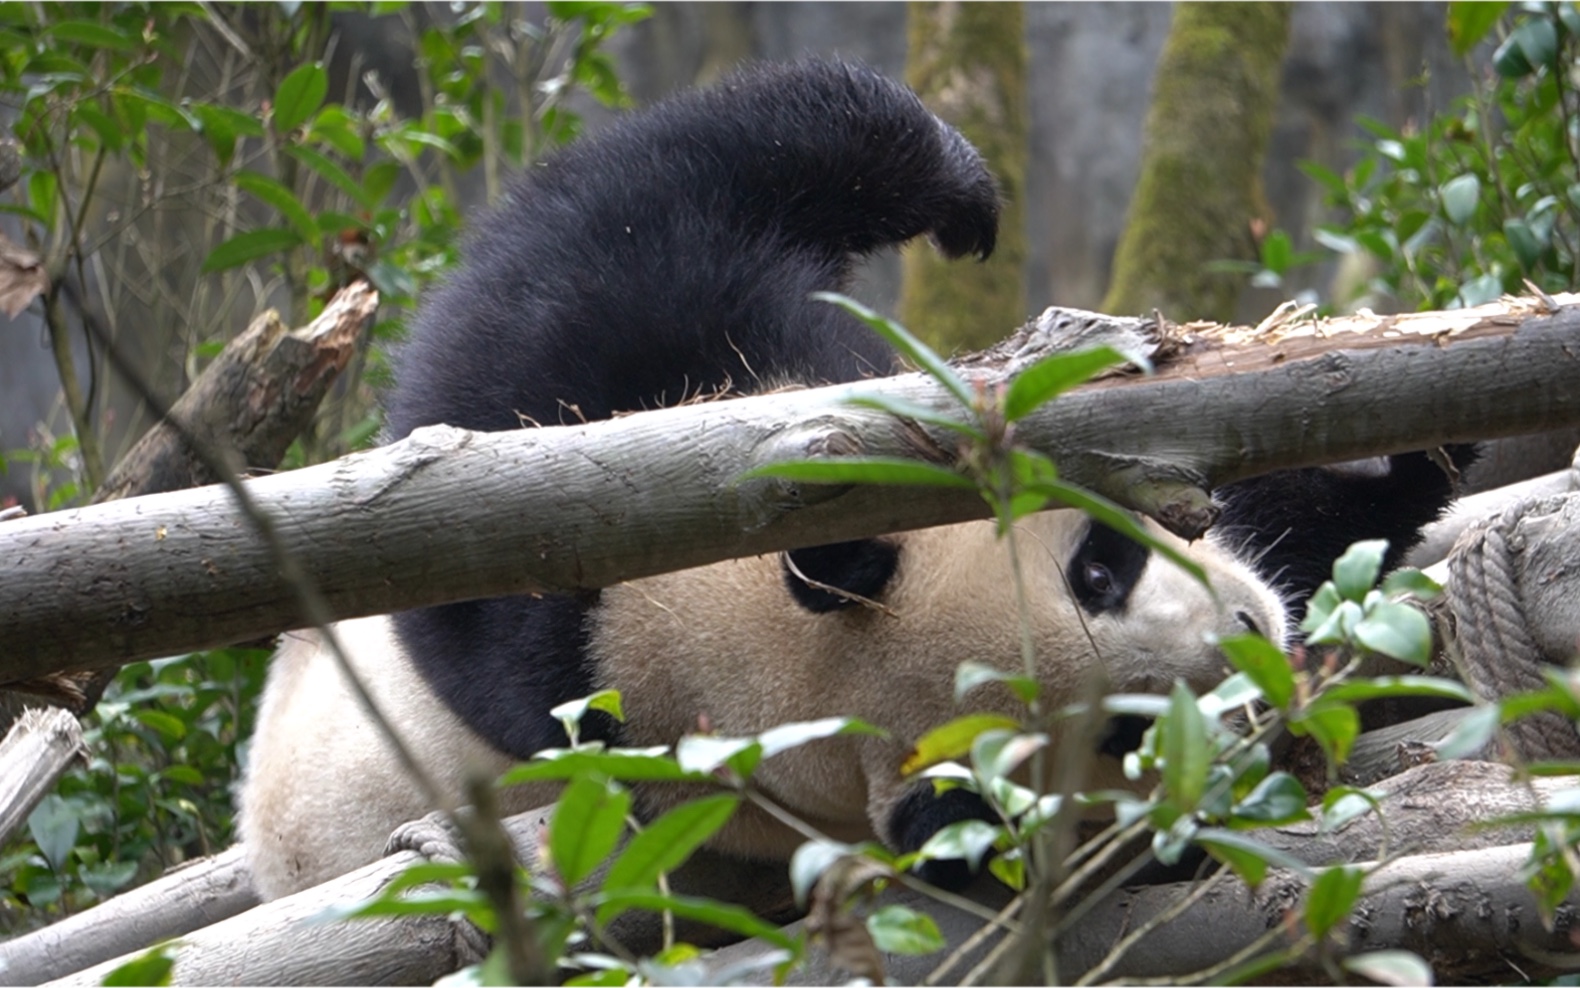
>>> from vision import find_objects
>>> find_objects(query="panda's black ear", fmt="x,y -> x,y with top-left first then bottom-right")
782,539 -> 900,613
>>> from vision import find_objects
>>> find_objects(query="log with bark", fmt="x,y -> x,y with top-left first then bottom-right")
4,294 -> 1579,686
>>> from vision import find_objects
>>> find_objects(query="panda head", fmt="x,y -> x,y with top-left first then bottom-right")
593,507 -> 1289,865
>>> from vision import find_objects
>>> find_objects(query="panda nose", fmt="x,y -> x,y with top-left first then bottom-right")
1236,610 -> 1262,636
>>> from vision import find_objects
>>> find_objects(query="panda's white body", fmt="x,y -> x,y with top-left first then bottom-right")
239,510 -> 1285,900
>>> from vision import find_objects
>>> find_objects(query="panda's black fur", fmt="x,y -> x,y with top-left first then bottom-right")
241,59 -> 1468,899
386,58 -> 997,765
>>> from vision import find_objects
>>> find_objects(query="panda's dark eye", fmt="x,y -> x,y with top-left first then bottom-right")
1068,521 -> 1149,615
1084,562 -> 1114,596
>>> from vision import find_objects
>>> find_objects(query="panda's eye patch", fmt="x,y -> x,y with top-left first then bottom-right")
1068,521 -> 1149,615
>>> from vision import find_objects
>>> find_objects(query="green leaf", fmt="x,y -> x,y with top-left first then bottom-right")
191,103 -> 265,166
1320,676 -> 1473,706
201,228 -> 302,273
1457,272 -> 1505,307
235,171 -> 319,245
1320,787 -> 1380,832
597,794 -> 738,920
1303,598 -> 1363,645
971,729 -> 1047,784
100,944 -> 178,987
1343,949 -> 1433,987
1440,173 -> 1481,226
309,104 -> 367,160
499,749 -> 704,787
915,819 -> 1002,874
1305,865 -> 1364,938
70,101 -> 122,152
1504,217 -> 1542,270
46,19 -> 136,50
364,160 -> 402,206
789,840 -> 852,908
1261,229 -> 1293,273
1514,14 -> 1560,68
284,145 -> 376,210
133,709 -> 187,743
1195,830 -> 1288,887
1379,568 -> 1441,600
28,796 -> 78,872
757,717 -> 884,758
740,457 -> 975,490
811,292 -> 972,409
1001,345 -> 1139,423
1289,702 -> 1360,767
987,850 -> 1025,890
1447,2 -> 1509,56
1161,681 -> 1210,810
1229,772 -> 1311,827
954,661 -> 1038,705
866,904 -> 945,955
549,689 -> 625,742
1217,633 -> 1294,710
1434,703 -> 1499,759
902,714 -> 1021,775
273,62 -> 328,133
1332,539 -> 1387,601
674,734 -> 762,779
549,775 -> 631,887
1354,600 -> 1433,665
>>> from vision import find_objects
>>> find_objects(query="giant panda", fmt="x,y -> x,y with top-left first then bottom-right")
237,59 -> 1464,901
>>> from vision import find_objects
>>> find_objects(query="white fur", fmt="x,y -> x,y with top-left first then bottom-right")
238,510 -> 1286,898
237,616 -> 552,900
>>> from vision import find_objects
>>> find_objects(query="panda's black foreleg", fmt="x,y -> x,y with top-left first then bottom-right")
1215,444 -> 1478,612
888,783 -> 999,891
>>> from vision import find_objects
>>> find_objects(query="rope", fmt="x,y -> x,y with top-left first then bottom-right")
386,811 -> 493,966
1446,496 -> 1580,760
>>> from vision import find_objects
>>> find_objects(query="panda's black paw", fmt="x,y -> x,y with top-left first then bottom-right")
911,855 -> 978,892
889,784 -> 997,892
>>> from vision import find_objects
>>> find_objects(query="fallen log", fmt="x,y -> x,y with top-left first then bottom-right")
0,708 -> 82,847
5,294 -> 1580,683
0,847 -> 258,987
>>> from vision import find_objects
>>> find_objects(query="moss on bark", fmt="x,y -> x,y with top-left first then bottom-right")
899,1 -> 1028,352
1100,2 -> 1291,322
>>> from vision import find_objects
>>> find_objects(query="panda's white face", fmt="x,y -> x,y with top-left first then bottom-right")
591,508 -> 1289,859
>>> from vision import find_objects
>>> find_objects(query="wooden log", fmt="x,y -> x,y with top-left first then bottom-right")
6,294 -> 1580,683
0,846 -> 258,986
92,281 -> 377,504
41,850 -> 464,988
0,707 -> 82,846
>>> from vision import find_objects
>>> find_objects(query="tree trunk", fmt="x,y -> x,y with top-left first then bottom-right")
1102,3 -> 1292,321
900,1 -> 1028,351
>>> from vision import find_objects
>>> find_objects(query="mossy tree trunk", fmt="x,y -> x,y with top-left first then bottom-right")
899,1 -> 1028,352
1101,2 -> 1291,322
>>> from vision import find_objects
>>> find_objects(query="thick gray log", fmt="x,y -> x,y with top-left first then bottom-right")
0,707 -> 82,846
0,846 -> 259,986
6,295 -> 1580,683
